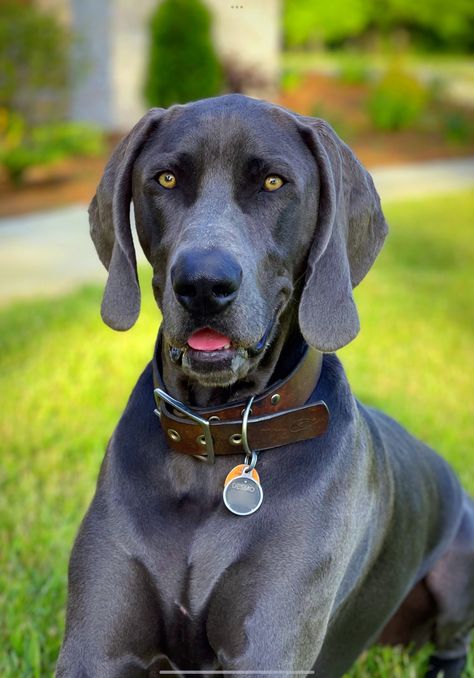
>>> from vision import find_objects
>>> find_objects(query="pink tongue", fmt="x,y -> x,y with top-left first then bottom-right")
187,328 -> 230,351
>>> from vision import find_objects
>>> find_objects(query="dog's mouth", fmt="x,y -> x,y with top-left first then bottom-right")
167,323 -> 273,386
188,328 -> 232,352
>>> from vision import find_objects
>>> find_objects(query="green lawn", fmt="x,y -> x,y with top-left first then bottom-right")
282,50 -> 474,83
1,190 -> 473,676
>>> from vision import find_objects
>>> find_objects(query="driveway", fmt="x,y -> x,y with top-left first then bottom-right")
0,157 -> 473,306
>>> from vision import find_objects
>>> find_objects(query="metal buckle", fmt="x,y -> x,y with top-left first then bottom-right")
154,387 -> 216,464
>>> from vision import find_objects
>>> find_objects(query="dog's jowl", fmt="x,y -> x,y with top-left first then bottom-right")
56,95 -> 474,678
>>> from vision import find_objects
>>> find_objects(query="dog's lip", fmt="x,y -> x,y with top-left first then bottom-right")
168,318 -> 275,365
186,345 -> 238,363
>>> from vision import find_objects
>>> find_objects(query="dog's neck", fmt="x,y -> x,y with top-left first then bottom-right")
160,310 -> 306,408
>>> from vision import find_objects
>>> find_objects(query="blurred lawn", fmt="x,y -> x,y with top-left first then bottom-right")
282,50 -> 474,82
0,190 -> 473,676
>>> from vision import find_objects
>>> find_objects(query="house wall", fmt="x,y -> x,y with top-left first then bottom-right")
37,0 -> 281,131
206,0 -> 281,97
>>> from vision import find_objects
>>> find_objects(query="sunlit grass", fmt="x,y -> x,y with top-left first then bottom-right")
1,190 -> 473,676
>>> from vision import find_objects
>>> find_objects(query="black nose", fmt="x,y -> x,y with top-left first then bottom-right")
171,249 -> 242,315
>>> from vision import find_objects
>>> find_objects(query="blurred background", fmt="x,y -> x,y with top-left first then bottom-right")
0,1 -> 473,676
1,0 -> 473,222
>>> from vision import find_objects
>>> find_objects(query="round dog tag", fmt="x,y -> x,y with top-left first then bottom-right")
223,469 -> 263,516
224,464 -> 260,487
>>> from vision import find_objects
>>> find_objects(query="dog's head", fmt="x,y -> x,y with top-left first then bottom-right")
90,95 -> 387,387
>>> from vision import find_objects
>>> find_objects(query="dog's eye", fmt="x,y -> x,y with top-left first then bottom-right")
263,175 -> 284,192
157,172 -> 177,189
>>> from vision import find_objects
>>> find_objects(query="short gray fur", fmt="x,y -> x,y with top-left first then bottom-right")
56,95 -> 474,678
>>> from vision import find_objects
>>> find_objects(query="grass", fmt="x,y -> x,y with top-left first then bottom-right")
1,190 -> 473,676
282,50 -> 474,82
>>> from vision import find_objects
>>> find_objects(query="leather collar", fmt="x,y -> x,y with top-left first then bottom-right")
152,334 -> 329,462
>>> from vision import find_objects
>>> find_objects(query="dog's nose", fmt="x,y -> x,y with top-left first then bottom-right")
171,249 -> 242,315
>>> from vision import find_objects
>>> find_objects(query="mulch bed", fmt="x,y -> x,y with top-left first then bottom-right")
279,73 -> 474,167
1,74 -> 472,219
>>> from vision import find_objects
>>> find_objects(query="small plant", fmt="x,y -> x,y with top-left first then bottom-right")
442,111 -> 473,145
367,67 -> 429,131
280,69 -> 303,94
0,109 -> 104,185
144,0 -> 222,107
337,54 -> 370,85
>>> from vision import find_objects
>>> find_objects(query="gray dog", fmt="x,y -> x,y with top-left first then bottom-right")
56,95 -> 474,678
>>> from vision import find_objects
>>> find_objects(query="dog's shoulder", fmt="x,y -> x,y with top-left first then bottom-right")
358,401 -> 464,561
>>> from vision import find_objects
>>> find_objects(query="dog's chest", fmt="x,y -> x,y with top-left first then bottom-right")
140,510 -> 245,666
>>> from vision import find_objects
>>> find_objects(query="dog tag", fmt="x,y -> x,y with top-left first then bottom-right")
223,466 -> 263,516
224,464 -> 260,486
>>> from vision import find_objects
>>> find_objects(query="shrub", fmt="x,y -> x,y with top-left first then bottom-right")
0,1 -> 71,124
0,109 -> 104,185
337,54 -> 370,85
367,68 -> 429,131
442,111 -> 473,145
144,0 -> 222,107
280,69 -> 303,94
283,0 -> 474,52
283,0 -> 371,49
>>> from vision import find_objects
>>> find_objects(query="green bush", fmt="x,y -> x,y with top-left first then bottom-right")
442,111 -> 473,144
283,0 -> 474,52
367,68 -> 429,131
144,0 -> 222,107
280,69 -> 303,93
0,1 -> 71,124
0,109 -> 104,185
284,0 -> 371,49
337,54 -> 371,85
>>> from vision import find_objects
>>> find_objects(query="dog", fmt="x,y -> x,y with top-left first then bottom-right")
56,95 -> 474,678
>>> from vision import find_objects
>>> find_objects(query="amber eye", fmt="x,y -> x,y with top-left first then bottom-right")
263,175 -> 284,192
157,171 -> 177,189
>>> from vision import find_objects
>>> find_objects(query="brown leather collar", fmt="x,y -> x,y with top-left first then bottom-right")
152,336 -> 329,463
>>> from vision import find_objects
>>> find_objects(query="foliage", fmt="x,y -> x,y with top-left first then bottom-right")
0,1 -> 71,124
337,54 -> 371,84
309,103 -> 353,141
367,68 -> 429,130
1,191 -> 474,675
144,0 -> 222,107
0,109 -> 104,184
369,0 -> 474,52
284,0 -> 371,49
283,0 -> 474,52
280,69 -> 304,93
442,111 -> 473,144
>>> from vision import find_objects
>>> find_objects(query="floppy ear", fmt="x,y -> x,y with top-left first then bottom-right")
294,117 -> 388,352
89,108 -> 164,330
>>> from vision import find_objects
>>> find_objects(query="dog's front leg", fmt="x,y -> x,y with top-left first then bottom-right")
206,567 -> 334,678
55,506 -> 164,678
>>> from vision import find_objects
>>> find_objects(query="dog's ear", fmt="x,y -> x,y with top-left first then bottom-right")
89,108 -> 164,330
295,117 -> 388,352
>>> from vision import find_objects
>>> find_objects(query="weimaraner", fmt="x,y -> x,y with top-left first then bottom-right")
56,95 -> 474,678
